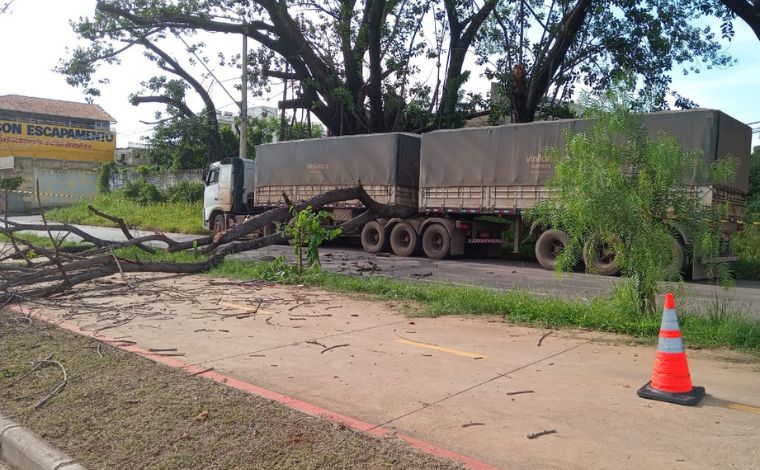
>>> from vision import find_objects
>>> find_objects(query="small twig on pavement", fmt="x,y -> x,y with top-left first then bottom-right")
321,343 -> 350,354
461,422 -> 485,428
33,359 -> 68,410
537,331 -> 553,347
506,390 -> 534,396
527,429 -> 557,440
306,340 -> 327,348
288,313 -> 332,318
190,367 -> 214,376
148,348 -> 178,352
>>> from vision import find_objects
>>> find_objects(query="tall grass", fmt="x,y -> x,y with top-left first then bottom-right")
46,194 -> 205,234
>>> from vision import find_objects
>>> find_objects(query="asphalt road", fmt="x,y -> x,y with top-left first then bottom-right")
10,215 -> 760,316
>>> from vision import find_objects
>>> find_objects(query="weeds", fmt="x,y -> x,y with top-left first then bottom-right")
46,194 -> 205,234
209,258 -> 760,352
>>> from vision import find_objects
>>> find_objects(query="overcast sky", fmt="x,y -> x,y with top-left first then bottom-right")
1,0 -> 758,147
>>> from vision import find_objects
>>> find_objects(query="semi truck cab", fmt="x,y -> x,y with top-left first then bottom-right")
203,157 -> 256,231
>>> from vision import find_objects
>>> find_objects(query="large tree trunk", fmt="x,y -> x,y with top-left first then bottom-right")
720,0 -> 760,42
511,0 -> 593,123
1,186 -> 413,301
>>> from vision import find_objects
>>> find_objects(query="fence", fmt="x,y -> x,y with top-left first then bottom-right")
110,169 -> 204,191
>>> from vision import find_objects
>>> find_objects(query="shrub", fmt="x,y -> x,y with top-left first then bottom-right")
0,176 -> 23,190
118,179 -> 164,204
166,181 -> 204,203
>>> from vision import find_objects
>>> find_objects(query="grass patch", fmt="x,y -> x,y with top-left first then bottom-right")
207,258 -> 760,353
46,194 -> 205,234
0,232 -> 86,251
0,310 -> 463,470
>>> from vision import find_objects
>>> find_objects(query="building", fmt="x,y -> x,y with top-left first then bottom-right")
214,106 -> 279,133
115,142 -> 148,167
0,95 -> 116,212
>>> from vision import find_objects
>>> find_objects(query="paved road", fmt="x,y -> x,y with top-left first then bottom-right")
247,243 -> 760,316
28,276 -> 760,470
10,215 -> 760,316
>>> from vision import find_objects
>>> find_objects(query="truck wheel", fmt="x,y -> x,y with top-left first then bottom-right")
583,234 -> 620,276
665,235 -> 686,280
390,222 -> 420,257
361,221 -> 387,254
212,213 -> 226,234
535,229 -> 568,270
422,224 -> 450,260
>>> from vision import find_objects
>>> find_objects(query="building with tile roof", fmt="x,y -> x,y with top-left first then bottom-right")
0,94 -> 115,129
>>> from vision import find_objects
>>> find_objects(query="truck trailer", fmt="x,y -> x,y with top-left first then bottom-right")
202,109 -> 751,278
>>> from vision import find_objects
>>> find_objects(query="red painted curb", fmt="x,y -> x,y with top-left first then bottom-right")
7,304 -> 501,470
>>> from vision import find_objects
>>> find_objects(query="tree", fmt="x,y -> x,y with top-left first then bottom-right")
58,9 -> 224,163
91,0 -> 436,135
528,81 -> 736,313
475,0 -> 733,124
718,0 -> 760,42
0,1 -> 14,14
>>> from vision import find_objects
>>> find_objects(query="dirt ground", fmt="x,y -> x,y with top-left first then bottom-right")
0,307 -> 464,469
3,273 -> 760,470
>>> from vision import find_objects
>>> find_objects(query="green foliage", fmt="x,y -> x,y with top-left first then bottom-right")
97,162 -> 114,194
281,206 -> 341,273
729,146 -> 759,277
210,259 -> 760,352
119,180 -> 164,204
527,81 -> 736,313
0,176 -> 23,190
46,194 -> 204,234
747,146 -> 760,216
165,181 -> 204,203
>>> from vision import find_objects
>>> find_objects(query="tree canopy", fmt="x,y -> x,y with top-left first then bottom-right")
58,0 -> 750,165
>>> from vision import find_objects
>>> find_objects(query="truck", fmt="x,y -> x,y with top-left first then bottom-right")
202,109 -> 751,279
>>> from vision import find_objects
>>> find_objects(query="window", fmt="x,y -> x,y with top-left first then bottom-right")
208,169 -> 219,184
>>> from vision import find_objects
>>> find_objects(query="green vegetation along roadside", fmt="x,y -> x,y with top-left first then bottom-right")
0,310 -> 463,470
45,194 -> 205,234
3,237 -> 759,353
206,258 -> 760,353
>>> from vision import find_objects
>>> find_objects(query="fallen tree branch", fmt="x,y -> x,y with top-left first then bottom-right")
87,205 -> 155,254
32,359 -> 68,410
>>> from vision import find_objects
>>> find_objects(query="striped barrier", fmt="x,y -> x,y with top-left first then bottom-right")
1,189 -> 87,200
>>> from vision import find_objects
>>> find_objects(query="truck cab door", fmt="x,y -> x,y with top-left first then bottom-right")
203,166 -> 221,226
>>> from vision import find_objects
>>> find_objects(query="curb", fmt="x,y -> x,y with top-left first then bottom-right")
0,415 -> 85,470
8,303 -> 500,470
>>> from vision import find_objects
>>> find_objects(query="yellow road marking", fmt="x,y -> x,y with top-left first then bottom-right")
396,338 -> 487,359
220,302 -> 271,315
726,402 -> 760,415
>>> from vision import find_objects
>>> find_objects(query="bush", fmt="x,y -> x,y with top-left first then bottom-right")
118,179 -> 164,204
166,181 -> 204,203
97,162 -> 114,194
0,176 -> 23,190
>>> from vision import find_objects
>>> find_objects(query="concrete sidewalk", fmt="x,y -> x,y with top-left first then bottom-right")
20,274 -> 760,470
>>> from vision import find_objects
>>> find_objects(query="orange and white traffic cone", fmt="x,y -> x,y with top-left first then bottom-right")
637,292 -> 705,406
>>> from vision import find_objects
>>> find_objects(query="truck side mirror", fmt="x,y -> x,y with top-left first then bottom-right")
202,169 -> 209,185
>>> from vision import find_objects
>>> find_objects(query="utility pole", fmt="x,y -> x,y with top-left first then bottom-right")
239,34 -> 248,158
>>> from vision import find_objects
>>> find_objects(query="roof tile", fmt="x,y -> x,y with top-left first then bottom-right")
0,94 -> 115,122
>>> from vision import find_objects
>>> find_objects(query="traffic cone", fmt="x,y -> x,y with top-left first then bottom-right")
637,293 -> 705,406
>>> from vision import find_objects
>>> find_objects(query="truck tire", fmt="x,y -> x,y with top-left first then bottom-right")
389,222 -> 420,257
583,234 -> 620,276
535,229 -> 568,271
422,224 -> 450,260
212,213 -> 226,234
666,235 -> 686,280
361,221 -> 387,254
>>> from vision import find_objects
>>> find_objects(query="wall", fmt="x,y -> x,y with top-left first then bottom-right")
0,156 -> 99,212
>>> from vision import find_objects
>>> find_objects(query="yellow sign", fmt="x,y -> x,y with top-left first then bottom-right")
0,119 -> 116,162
